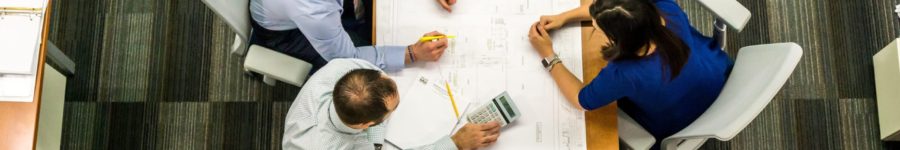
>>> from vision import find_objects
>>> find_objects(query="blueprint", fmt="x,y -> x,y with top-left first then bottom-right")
377,0 -> 586,149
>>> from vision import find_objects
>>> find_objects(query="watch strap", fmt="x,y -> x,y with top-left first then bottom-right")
542,54 -> 561,71
547,58 -> 561,72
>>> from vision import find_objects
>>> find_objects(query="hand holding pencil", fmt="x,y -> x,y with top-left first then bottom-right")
408,31 -> 450,62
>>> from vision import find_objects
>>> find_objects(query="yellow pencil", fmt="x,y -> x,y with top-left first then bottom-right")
419,35 -> 457,42
445,82 -> 460,118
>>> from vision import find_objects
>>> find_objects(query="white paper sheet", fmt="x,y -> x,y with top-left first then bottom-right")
386,75 -> 471,149
0,0 -> 48,102
0,15 -> 42,74
378,0 -> 587,149
0,74 -> 37,102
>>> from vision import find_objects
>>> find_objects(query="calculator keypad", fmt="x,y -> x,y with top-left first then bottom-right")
468,104 -> 507,127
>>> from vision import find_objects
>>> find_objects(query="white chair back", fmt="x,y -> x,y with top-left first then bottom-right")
200,0 -> 312,87
200,0 -> 251,55
661,43 -> 803,150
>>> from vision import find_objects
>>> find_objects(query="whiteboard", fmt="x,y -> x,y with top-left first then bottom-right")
377,0 -> 587,149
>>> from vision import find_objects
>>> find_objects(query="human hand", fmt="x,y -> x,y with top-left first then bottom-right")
437,0 -> 458,12
528,22 -> 554,58
538,15 -> 567,30
409,31 -> 449,62
451,122 -> 501,150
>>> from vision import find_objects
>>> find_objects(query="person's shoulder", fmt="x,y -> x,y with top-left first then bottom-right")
606,56 -> 663,79
653,0 -> 686,19
327,59 -> 381,71
609,55 -> 659,69
309,59 -> 382,81
653,0 -> 681,8
595,61 -> 628,78
282,122 -> 338,149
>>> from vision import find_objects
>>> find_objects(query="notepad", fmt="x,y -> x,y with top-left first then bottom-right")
0,14 -> 42,75
385,75 -> 470,149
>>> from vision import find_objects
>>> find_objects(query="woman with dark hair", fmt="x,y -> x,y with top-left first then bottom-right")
527,0 -> 733,148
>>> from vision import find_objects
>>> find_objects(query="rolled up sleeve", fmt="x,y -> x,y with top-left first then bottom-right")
287,0 -> 406,72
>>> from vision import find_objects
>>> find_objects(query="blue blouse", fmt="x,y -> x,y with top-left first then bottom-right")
577,0 -> 734,141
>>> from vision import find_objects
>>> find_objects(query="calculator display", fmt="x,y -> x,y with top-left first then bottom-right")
499,96 -> 516,118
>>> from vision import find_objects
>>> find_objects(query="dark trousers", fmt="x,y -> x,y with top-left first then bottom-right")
249,0 -> 373,74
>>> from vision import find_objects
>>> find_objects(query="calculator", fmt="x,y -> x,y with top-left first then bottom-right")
466,91 -> 521,127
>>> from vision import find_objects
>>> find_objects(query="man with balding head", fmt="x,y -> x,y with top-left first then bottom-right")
283,59 -> 501,150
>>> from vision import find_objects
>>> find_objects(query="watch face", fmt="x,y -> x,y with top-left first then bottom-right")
541,59 -> 550,67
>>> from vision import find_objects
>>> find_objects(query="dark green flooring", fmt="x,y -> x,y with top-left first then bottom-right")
46,0 -> 900,149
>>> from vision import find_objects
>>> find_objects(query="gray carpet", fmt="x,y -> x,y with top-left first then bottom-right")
46,0 -> 900,149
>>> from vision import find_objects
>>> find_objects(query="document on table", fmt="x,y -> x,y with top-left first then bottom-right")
0,0 -> 47,102
377,0 -> 587,149
0,74 -> 37,102
0,12 -> 42,74
385,75 -> 471,149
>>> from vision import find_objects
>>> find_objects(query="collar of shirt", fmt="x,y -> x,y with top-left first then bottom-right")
329,103 -> 364,134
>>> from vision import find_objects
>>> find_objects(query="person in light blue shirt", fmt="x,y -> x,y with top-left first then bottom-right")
526,0 -> 733,149
249,0 -> 453,74
283,59 -> 502,150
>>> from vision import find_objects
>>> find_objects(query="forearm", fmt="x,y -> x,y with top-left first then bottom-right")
291,5 -> 407,71
562,5 -> 593,23
325,45 -> 406,72
548,62 -> 585,110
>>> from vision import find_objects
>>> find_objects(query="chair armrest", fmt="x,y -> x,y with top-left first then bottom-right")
244,45 -> 313,87
698,0 -> 751,32
618,109 -> 656,150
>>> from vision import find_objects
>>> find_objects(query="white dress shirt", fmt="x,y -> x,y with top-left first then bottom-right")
250,0 -> 407,71
283,59 -> 457,150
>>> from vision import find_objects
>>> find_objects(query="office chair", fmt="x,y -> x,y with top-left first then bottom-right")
618,43 -> 803,150
200,0 -> 312,87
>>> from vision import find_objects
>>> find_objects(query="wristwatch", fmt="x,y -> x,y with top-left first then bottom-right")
541,54 -> 561,72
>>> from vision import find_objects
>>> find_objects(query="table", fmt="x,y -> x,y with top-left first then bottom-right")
373,0 -> 619,149
0,0 -> 52,149
578,0 -> 619,148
